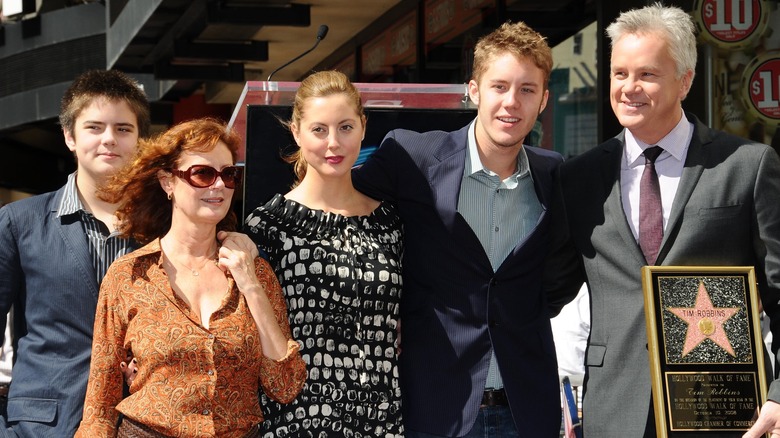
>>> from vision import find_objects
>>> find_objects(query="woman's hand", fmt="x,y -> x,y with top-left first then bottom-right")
217,231 -> 290,360
216,231 -> 261,293
218,231 -> 259,258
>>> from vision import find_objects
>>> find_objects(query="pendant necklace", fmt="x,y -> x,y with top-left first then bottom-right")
167,247 -> 218,276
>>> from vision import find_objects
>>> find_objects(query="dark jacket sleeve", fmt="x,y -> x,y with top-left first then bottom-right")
352,130 -> 404,202
543,164 -> 587,317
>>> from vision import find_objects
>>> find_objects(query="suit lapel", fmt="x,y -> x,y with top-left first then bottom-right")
50,194 -> 101,300
602,135 -> 648,265
426,126 -> 493,268
428,129 -> 468,234
526,148 -> 552,209
656,116 -> 710,264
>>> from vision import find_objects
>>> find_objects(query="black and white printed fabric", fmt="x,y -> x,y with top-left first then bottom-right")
246,194 -> 404,438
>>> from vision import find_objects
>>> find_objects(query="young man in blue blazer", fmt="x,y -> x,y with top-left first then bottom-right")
0,70 -> 150,437
354,21 -> 563,438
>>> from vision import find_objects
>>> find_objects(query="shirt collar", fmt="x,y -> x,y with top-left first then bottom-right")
151,238 -> 166,270
56,172 -> 86,218
465,119 -> 531,182
624,112 -> 692,167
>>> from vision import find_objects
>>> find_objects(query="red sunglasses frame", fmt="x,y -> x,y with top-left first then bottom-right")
170,165 -> 244,189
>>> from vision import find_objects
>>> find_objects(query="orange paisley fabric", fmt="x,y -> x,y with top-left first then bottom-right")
75,239 -> 306,438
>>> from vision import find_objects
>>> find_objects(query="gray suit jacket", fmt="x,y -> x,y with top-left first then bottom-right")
545,113 -> 780,437
0,186 -> 132,437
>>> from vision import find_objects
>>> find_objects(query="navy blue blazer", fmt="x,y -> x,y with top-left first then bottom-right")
0,186 -> 133,437
353,124 -> 563,437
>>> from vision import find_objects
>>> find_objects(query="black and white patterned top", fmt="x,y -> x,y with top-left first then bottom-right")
245,194 -> 404,438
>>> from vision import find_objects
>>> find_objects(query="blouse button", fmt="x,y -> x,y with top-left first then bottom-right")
202,409 -> 210,415
208,334 -> 215,339
207,370 -> 214,376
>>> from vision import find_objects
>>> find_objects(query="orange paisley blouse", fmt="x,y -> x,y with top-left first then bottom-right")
75,239 -> 306,438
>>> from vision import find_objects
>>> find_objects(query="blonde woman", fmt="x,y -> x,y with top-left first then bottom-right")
245,71 -> 404,437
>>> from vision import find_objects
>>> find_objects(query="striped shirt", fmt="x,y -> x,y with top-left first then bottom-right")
56,173 -> 134,284
458,121 -> 543,391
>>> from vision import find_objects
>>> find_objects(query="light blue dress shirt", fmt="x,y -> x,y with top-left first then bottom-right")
457,120 -> 543,391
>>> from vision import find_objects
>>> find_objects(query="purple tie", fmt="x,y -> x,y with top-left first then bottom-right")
639,146 -> 663,265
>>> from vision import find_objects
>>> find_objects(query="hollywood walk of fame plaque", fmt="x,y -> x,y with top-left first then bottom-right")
642,266 -> 769,437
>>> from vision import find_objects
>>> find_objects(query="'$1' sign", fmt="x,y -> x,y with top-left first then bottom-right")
747,56 -> 780,120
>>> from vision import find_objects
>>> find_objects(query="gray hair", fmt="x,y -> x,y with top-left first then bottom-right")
606,2 -> 697,81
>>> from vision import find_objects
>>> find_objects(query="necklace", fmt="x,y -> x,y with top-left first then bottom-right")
165,247 -> 219,276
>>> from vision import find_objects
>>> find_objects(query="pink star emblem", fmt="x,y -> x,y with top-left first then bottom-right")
667,281 -> 740,357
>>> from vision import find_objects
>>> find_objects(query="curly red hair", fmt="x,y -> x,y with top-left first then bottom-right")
100,117 -> 242,244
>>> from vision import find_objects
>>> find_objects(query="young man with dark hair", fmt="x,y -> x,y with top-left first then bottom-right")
0,69 -> 150,436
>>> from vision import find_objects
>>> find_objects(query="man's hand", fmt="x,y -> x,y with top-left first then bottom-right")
743,400 -> 780,438
120,353 -> 138,387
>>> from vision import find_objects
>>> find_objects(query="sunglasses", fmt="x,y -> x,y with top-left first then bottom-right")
170,165 -> 244,189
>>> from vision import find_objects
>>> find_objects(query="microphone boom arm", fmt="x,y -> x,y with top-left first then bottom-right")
267,24 -> 329,81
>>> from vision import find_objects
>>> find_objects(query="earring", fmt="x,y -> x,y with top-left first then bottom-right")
167,193 -> 172,201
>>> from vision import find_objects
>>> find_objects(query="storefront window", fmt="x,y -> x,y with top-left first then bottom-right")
546,21 -> 598,157
693,0 -> 780,149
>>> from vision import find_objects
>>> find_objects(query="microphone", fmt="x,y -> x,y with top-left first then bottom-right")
267,24 -> 329,81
